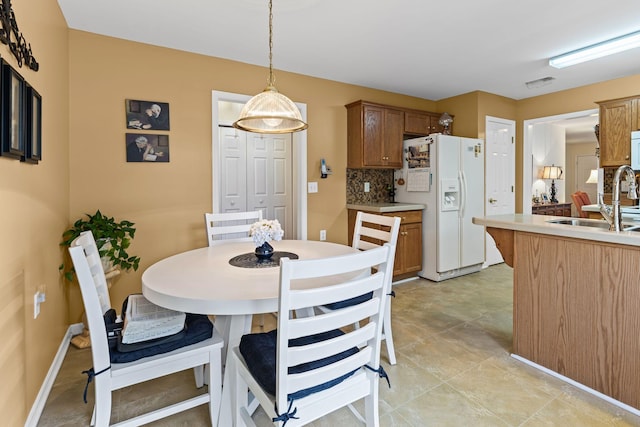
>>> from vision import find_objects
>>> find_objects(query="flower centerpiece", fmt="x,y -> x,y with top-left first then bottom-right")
249,219 -> 284,260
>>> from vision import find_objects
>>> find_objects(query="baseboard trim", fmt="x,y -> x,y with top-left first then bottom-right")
511,353 -> 640,417
24,323 -> 84,427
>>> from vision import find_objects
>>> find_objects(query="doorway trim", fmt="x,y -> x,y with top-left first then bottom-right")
522,108 -> 598,214
211,90 -> 307,240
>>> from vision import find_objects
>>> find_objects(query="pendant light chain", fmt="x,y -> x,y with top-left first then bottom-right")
232,0 -> 307,133
267,0 -> 275,87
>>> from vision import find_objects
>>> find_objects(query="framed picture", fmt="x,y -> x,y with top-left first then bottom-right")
24,84 -> 41,164
125,99 -> 170,131
125,133 -> 170,162
542,193 -> 549,203
1,60 -> 25,159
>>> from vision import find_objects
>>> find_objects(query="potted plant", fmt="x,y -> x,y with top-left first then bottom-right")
60,210 -> 141,281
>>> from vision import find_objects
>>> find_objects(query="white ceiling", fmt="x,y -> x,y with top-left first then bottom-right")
57,0 -> 640,101
57,0 -> 632,140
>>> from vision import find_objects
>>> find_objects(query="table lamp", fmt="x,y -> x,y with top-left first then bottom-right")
542,165 -> 563,203
585,169 -> 598,184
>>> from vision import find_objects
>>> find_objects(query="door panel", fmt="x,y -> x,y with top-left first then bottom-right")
220,127 -> 247,213
223,128 -> 293,239
485,117 -> 515,266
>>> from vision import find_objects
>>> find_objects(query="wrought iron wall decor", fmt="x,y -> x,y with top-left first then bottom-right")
0,0 -> 38,71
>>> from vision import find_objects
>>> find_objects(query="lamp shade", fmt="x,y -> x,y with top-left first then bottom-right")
542,165 -> 563,180
233,86 -> 307,134
585,169 -> 598,184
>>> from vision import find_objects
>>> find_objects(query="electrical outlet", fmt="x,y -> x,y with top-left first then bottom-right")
364,182 -> 370,192
320,229 -> 327,241
33,291 -> 46,319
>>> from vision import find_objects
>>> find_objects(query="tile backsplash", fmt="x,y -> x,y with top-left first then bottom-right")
346,168 -> 396,204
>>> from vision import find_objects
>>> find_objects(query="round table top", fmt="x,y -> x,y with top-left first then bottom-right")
141,240 -> 359,315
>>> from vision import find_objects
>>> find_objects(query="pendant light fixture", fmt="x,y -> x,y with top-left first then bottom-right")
233,0 -> 307,134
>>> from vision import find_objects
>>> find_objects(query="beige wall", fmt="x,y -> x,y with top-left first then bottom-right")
0,2 -> 69,425
8,9 -> 640,424
66,31 -> 440,324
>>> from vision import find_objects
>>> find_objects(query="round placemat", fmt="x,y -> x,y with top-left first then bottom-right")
229,251 -> 299,268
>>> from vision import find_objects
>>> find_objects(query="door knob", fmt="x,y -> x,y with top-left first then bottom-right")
489,198 -> 497,203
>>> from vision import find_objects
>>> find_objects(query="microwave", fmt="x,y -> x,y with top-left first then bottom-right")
632,131 -> 640,170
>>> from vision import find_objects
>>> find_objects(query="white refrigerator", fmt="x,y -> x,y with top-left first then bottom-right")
396,135 -> 485,281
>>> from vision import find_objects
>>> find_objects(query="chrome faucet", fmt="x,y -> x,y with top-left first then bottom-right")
599,165 -> 639,231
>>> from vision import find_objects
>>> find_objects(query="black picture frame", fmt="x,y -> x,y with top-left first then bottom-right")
1,61 -> 25,159
125,133 -> 170,163
24,84 -> 41,163
125,99 -> 170,131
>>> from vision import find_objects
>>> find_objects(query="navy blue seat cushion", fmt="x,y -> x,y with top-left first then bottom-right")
323,291 -> 372,310
108,313 -> 213,364
239,328 -> 359,401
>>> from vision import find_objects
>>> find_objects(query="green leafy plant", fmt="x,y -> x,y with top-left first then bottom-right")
59,210 -> 141,281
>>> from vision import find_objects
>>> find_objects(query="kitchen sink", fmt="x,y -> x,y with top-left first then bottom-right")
546,218 -> 610,229
546,218 -> 640,232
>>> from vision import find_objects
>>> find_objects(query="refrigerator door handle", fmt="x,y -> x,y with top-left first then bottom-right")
459,170 -> 466,218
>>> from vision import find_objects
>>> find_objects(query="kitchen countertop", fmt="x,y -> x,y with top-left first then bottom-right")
582,204 -> 640,220
473,214 -> 640,247
346,202 -> 426,213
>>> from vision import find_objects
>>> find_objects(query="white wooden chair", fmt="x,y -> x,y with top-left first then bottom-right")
351,212 -> 401,365
317,212 -> 401,365
231,243 -> 395,426
69,231 -> 224,426
204,210 -> 267,328
204,210 -> 263,245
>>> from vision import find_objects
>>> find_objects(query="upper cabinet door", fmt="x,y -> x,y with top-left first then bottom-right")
347,101 -> 403,169
598,96 -> 639,167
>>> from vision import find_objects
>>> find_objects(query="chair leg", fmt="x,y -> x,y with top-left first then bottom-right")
208,351 -> 223,426
383,296 -> 396,365
194,365 -> 205,387
93,380 -> 112,427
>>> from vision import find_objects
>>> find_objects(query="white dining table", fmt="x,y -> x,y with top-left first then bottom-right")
141,239 -> 362,426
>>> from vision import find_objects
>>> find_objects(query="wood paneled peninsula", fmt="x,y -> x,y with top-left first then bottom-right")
473,214 -> 640,414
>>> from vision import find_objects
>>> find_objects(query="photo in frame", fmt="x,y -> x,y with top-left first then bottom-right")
125,99 -> 170,131
24,84 -> 41,164
125,133 -> 169,163
1,60 -> 25,159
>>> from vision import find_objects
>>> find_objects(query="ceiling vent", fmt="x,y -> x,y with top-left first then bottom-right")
525,76 -> 555,89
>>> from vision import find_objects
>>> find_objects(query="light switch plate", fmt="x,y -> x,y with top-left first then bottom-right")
308,182 -> 318,193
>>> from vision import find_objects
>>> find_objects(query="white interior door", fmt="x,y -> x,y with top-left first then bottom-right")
484,116 -> 515,266
219,126 -> 293,238
246,132 -> 293,237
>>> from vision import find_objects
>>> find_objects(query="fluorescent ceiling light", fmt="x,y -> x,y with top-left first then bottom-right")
549,30 -> 640,68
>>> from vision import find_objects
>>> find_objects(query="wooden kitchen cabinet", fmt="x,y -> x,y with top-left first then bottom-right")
404,110 -> 452,136
346,101 -> 404,168
348,209 -> 423,278
597,95 -> 640,167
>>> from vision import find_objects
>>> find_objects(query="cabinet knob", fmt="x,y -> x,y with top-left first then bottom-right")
626,155 -> 630,159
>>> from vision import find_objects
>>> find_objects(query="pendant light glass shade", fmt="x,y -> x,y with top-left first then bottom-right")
233,0 -> 307,134
234,86 -> 307,133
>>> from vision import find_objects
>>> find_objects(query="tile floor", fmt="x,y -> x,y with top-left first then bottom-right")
37,263 -> 640,426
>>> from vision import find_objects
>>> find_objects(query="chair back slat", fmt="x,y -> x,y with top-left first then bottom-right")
352,212 -> 401,251
287,322 -> 376,367
204,210 -> 262,245
286,348 -> 373,396
68,231 -> 113,372
274,243 -> 395,410
288,298 -> 380,339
